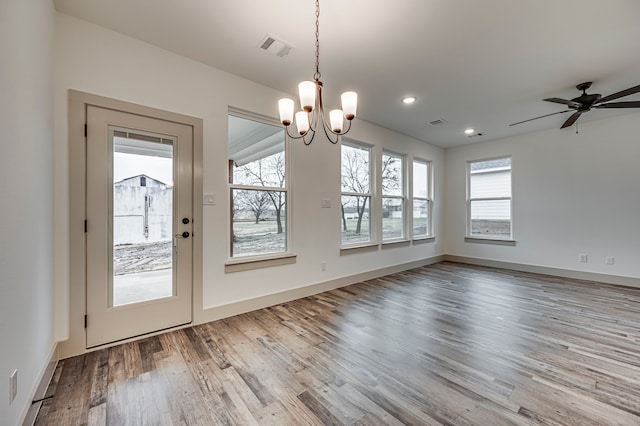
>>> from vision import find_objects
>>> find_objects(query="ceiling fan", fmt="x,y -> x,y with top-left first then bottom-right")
510,82 -> 640,128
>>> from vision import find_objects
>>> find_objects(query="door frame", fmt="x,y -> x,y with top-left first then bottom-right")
64,90 -> 203,356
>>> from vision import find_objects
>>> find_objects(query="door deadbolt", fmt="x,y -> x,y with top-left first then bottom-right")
182,218 -> 190,224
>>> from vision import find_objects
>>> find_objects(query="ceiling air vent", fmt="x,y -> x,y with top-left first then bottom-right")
258,34 -> 295,58
427,119 -> 447,127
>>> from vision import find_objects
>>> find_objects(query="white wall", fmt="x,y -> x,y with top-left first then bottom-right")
445,111 -> 640,279
0,0 -> 56,424
54,13 -> 444,356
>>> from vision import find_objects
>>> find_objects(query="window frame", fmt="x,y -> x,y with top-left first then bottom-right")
381,149 -> 407,243
340,139 -> 375,248
466,155 -> 513,242
227,108 -> 293,266
411,158 -> 433,240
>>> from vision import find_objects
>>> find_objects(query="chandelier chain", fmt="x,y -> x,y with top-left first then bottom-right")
314,0 -> 321,81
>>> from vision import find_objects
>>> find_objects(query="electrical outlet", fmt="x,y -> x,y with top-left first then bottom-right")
9,369 -> 17,405
579,254 -> 588,263
320,261 -> 327,271
606,256 -> 615,265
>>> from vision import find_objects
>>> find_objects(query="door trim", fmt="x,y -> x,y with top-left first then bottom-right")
64,90 -> 203,356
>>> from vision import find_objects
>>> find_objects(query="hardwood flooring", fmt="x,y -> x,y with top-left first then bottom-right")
35,262 -> 640,425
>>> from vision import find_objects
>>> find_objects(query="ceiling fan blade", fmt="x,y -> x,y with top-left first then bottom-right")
561,111 -> 582,128
596,84 -> 640,104
509,110 -> 570,127
543,97 -> 581,108
595,101 -> 640,109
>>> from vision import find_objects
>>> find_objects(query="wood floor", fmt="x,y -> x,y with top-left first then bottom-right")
36,262 -> 640,425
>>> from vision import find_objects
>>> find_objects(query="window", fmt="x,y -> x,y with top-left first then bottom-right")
412,159 -> 432,238
341,142 -> 372,245
228,113 -> 288,257
467,157 -> 512,239
382,151 -> 405,241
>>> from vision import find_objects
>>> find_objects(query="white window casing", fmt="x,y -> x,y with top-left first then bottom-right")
466,157 -> 513,241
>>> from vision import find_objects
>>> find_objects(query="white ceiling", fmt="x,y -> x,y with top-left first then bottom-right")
53,0 -> 640,148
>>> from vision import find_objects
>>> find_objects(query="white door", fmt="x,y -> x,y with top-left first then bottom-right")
86,105 -> 193,347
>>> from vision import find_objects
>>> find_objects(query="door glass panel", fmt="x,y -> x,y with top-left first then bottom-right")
112,129 -> 174,306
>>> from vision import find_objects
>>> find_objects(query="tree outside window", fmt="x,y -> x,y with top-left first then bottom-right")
228,114 -> 288,257
382,151 -> 405,241
341,142 -> 372,245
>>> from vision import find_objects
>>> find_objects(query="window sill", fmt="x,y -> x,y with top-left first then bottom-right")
464,237 -> 516,246
381,239 -> 411,249
340,243 -> 379,255
225,253 -> 297,273
412,236 -> 435,244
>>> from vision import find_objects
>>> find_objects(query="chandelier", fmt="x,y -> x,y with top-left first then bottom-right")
278,0 -> 358,145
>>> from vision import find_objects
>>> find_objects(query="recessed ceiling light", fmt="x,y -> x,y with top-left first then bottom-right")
464,128 -> 475,135
402,96 -> 416,105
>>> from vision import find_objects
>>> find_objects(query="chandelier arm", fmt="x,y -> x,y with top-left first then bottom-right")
343,119 -> 353,134
338,119 -> 353,135
284,125 -> 309,140
308,106 -> 319,134
321,112 -> 353,137
314,82 -> 329,132
302,129 -> 317,145
319,106 -> 335,133
321,123 -> 340,144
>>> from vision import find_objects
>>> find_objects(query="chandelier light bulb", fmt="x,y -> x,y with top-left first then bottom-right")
341,92 -> 358,120
278,98 -> 294,126
298,81 -> 316,112
330,109 -> 344,133
295,111 -> 310,135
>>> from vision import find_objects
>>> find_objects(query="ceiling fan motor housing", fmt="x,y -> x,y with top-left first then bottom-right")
571,82 -> 601,109
571,93 -> 601,110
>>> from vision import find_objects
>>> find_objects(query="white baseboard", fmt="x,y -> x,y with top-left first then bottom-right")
443,255 -> 640,289
195,255 -> 446,325
20,343 -> 58,426
57,256 -> 445,359
54,253 -> 640,361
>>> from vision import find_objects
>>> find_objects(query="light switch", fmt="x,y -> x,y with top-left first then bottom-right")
203,193 -> 215,205
321,199 -> 331,208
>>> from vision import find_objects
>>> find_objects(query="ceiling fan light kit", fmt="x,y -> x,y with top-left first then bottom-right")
277,0 -> 357,145
510,82 -> 640,129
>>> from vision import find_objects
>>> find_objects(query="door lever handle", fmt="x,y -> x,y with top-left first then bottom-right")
174,231 -> 190,248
